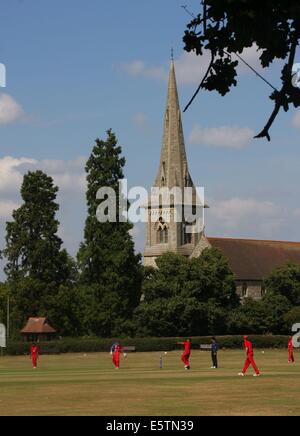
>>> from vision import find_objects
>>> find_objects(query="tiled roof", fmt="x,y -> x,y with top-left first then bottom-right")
21,318 -> 56,334
208,237 -> 300,281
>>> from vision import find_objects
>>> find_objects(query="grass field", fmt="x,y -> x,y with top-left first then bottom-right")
0,350 -> 299,416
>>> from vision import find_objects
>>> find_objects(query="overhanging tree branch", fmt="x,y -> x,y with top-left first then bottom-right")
183,52 -> 215,113
255,36 -> 299,141
182,1 -> 300,141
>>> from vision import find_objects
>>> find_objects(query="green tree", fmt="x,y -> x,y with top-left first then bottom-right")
77,129 -> 142,336
1,171 -> 76,335
228,298 -> 268,334
142,253 -> 191,302
189,248 -> 240,309
228,292 -> 292,334
135,250 -> 238,337
134,297 -> 208,337
228,263 -> 300,335
0,283 -> 9,325
265,263 -> 300,305
183,1 -> 300,141
284,307 -> 300,332
262,292 -> 292,334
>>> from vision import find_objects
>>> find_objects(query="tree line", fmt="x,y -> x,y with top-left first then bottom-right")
0,129 -> 299,338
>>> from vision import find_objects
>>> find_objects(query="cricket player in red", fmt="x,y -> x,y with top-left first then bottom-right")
30,344 -> 39,369
111,343 -> 123,369
288,337 -> 295,364
239,336 -> 260,377
177,339 -> 191,370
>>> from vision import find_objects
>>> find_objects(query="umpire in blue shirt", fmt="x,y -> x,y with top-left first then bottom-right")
211,337 -> 219,369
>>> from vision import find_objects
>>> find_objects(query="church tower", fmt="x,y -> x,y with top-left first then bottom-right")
144,60 -> 204,267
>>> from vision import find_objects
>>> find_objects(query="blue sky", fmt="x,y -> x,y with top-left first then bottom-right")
0,0 -> 300,279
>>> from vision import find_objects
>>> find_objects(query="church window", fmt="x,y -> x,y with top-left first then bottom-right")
159,227 -> 168,244
182,222 -> 192,245
157,217 -> 169,244
242,283 -> 248,298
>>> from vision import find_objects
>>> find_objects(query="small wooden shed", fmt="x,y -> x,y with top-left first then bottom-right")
21,318 -> 57,342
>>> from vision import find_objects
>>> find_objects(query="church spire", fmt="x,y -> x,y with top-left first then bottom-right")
144,58 -> 201,268
154,60 -> 192,189
171,48 -> 174,62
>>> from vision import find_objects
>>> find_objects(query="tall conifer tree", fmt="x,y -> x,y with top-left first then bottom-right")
2,171 -> 76,334
77,130 -> 142,336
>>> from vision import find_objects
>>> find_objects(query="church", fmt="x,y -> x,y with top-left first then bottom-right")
144,60 -> 300,300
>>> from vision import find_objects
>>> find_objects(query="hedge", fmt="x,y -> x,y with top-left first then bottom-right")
3,335 -> 291,356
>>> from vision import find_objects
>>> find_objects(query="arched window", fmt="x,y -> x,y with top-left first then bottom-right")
157,217 -> 169,244
242,283 -> 248,298
182,222 -> 192,245
159,227 -> 168,244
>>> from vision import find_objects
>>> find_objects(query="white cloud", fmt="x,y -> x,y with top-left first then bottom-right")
121,54 -> 206,85
175,52 -> 211,85
121,44 -> 264,87
236,44 -> 264,74
175,46 -> 264,85
0,156 -> 38,192
292,111 -> 300,129
0,200 -> 19,221
0,156 -> 86,194
0,94 -> 24,125
177,45 -> 264,84
212,198 -> 280,224
38,157 -> 86,192
189,125 -> 254,149
123,61 -> 145,76
122,61 -> 167,81
207,197 -> 284,240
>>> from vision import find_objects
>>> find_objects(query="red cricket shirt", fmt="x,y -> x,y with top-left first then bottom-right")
114,345 -> 123,353
184,341 -> 191,354
31,346 -> 39,357
244,340 -> 254,356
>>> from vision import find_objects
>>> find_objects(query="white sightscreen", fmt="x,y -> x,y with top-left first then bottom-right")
0,324 -> 6,348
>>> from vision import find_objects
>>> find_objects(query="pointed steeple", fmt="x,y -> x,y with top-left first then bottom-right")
155,60 -> 193,189
144,59 -> 203,268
